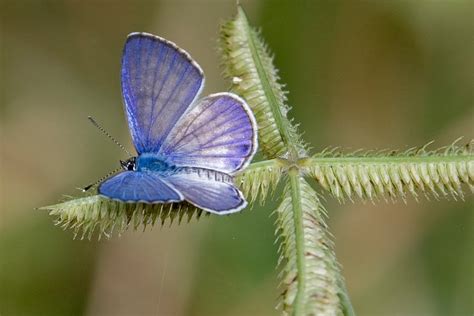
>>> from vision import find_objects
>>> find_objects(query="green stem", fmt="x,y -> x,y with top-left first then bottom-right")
288,167 -> 306,315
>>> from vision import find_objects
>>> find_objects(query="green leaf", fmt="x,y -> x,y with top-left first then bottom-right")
219,6 -> 306,159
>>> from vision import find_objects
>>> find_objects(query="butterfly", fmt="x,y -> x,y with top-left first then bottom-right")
97,32 -> 258,214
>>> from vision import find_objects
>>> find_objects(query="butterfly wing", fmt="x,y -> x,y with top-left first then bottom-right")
98,171 -> 183,203
164,168 -> 247,214
113,34 -> 255,212
122,32 -> 204,154
159,93 -> 257,175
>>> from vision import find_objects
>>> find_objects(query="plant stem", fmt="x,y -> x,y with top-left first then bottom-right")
289,167 -> 306,315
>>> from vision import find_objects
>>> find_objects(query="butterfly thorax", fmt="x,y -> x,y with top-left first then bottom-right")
134,154 -> 176,174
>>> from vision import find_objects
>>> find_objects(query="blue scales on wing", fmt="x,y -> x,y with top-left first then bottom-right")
159,93 -> 257,174
164,168 -> 247,214
98,171 -> 183,203
121,33 -> 204,154
98,33 -> 258,213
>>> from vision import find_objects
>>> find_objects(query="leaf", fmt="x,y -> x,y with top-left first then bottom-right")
219,6 -> 306,159
305,140 -> 474,203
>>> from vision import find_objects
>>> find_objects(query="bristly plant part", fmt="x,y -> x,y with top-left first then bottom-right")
40,6 -> 473,316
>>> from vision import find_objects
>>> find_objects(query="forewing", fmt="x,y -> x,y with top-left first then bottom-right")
122,33 -> 204,154
164,168 -> 247,214
160,93 -> 257,174
98,171 -> 183,203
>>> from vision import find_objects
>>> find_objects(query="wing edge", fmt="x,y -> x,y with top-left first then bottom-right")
163,178 -> 248,215
160,92 -> 258,175
161,166 -> 249,215
126,32 -> 205,78
208,92 -> 258,174
122,32 -> 206,154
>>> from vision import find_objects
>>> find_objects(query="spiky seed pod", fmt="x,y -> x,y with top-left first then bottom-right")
221,7 -> 353,314
275,172 -> 343,315
306,141 -> 474,203
219,7 -> 307,159
39,195 -> 205,240
236,159 -> 285,204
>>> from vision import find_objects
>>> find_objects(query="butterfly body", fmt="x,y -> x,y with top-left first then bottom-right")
98,33 -> 257,214
135,154 -> 176,174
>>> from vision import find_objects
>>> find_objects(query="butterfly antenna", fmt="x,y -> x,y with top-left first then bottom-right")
88,116 -> 132,156
81,167 -> 122,192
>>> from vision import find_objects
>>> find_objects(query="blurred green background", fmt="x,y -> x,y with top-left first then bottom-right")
1,1 -> 473,315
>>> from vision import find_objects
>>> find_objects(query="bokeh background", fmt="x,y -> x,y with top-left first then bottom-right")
1,1 -> 473,315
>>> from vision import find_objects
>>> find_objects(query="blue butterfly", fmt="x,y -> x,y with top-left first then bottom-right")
97,32 -> 258,214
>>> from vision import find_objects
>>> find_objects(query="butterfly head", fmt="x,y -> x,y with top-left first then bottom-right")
120,157 -> 137,171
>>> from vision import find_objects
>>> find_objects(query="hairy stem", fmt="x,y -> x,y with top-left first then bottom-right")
289,167 -> 306,315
